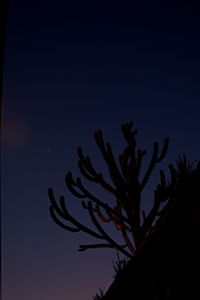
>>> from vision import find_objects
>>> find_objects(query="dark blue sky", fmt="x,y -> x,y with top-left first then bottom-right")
2,1 -> 200,299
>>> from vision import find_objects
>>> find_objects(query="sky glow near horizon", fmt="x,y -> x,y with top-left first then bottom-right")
2,1 -> 200,299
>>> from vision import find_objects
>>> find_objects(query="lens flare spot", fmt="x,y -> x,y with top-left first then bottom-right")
2,120 -> 30,150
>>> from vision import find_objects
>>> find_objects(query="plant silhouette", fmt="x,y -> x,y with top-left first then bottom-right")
101,154 -> 200,299
48,123 -> 200,298
48,122 -> 179,257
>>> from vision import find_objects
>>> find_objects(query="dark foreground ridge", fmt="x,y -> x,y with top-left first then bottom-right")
102,162 -> 200,299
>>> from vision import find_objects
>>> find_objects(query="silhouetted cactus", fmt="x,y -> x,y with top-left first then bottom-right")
49,122 -> 176,257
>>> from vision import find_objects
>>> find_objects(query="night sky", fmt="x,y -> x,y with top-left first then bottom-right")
2,1 -> 200,299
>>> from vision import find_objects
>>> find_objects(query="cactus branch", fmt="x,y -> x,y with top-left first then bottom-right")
141,138 -> 169,190
78,243 -> 115,251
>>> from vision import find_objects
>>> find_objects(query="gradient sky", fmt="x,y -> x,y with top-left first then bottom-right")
2,1 -> 200,299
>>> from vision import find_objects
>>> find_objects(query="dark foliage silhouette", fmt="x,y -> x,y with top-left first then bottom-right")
48,122 -> 179,258
101,155 -> 200,299
48,123 -> 200,299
